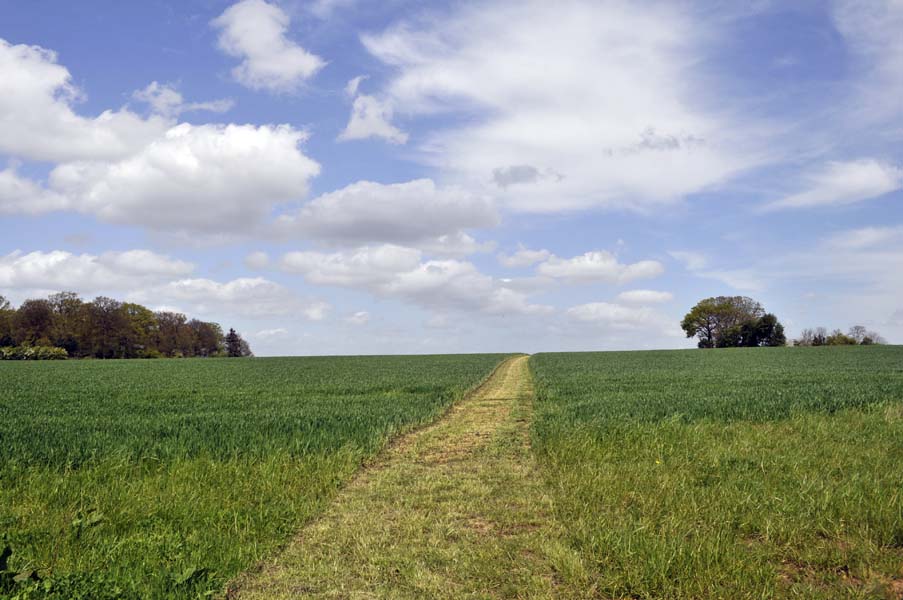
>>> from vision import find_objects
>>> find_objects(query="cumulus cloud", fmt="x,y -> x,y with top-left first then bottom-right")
537,251 -> 664,284
132,81 -> 234,117
0,249 -> 193,293
361,0 -> 757,212
49,123 -> 320,232
616,289 -> 674,304
568,302 -> 661,328
212,0 -> 324,92
275,179 -> 496,253
280,244 -> 550,315
0,38 -> 167,162
498,245 -> 551,268
0,38 -> 321,236
763,159 -> 902,211
244,251 -> 271,270
0,167 -> 68,214
131,277 -> 329,320
339,93 -> 408,144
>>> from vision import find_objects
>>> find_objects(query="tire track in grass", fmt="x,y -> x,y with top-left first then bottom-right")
228,355 -> 591,599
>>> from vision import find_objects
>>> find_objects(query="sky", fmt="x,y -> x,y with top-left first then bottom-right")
1,0 -> 901,356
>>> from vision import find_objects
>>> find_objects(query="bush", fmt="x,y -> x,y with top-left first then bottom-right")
0,346 -> 68,360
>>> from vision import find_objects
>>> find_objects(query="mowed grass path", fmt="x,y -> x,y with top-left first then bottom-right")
531,346 -> 903,599
0,354 -> 508,599
232,356 -> 590,599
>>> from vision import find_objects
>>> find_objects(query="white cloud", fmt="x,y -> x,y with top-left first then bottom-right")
361,1 -> 758,213
498,244 -> 551,268
345,311 -> 370,325
49,123 -> 320,232
826,225 -> 903,250
0,40 -> 321,236
244,251 -> 271,270
131,277 -> 329,320
537,251 -> 664,284
211,0 -> 324,92
831,0 -> 903,124
255,327 -> 289,338
281,244 -> 421,286
0,249 -> 193,293
280,244 -> 550,315
670,249 -> 764,291
0,167 -> 68,214
275,179 -> 496,252
308,0 -> 356,19
567,301 -> 679,335
763,159 -> 902,211
616,289 -> 674,304
345,75 -> 366,97
338,93 -> 408,144
0,38 -> 167,162
132,81 -> 234,117
669,250 -> 708,271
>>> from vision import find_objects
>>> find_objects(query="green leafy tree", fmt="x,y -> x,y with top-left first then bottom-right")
84,297 -> 129,358
0,295 -> 14,347
122,303 -> 158,357
13,299 -> 54,346
48,292 -> 86,356
681,296 -> 765,348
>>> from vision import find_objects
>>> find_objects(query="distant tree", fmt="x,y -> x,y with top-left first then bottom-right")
848,325 -> 869,344
796,325 -> 886,347
225,328 -> 242,357
224,328 -> 252,357
13,299 -> 54,345
48,292 -> 85,356
84,297 -> 130,358
0,295 -> 14,347
812,327 -> 828,346
122,303 -> 158,357
155,311 -> 192,357
189,319 -> 224,357
826,329 -> 857,346
848,325 -> 886,345
794,328 -> 814,347
681,296 -> 773,348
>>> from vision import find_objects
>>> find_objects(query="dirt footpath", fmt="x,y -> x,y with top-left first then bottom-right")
230,355 -> 590,599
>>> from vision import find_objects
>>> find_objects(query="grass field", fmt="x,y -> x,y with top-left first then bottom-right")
0,354 -> 508,599
530,346 -> 903,599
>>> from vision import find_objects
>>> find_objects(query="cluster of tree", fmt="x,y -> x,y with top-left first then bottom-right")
794,325 -> 886,347
681,296 -> 786,348
0,293 -> 252,359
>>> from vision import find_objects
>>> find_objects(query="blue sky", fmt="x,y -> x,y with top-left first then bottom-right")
1,0 -> 901,355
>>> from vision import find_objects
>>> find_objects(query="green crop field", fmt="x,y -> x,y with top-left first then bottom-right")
530,346 -> 903,599
0,354 -> 508,599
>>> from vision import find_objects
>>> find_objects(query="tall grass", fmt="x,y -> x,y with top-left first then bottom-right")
531,346 -> 903,599
0,354 -> 508,598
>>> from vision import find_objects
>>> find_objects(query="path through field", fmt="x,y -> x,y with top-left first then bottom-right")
231,355 -> 589,599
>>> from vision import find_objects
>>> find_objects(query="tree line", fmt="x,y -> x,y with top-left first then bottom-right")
793,326 -> 886,346
0,292 -> 252,359
681,295 -> 885,349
